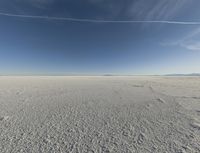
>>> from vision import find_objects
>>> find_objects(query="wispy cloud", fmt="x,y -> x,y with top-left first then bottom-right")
180,41 -> 200,51
0,0 -> 195,24
127,0 -> 191,20
1,11 -> 200,25
162,28 -> 200,51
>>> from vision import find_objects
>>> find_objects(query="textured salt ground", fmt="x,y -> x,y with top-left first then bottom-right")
0,76 -> 200,153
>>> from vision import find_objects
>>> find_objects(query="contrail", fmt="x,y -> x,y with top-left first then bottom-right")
0,12 -> 200,25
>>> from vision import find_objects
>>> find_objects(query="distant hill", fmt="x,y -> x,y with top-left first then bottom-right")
165,73 -> 200,76
103,74 -> 115,76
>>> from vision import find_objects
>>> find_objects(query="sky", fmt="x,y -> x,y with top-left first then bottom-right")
0,0 -> 200,75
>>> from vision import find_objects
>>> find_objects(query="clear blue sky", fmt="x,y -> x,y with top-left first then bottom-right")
0,0 -> 200,75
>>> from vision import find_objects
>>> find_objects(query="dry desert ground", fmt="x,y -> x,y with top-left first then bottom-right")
0,76 -> 200,153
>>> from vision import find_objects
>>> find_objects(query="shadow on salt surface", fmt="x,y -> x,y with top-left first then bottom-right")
0,116 -> 10,121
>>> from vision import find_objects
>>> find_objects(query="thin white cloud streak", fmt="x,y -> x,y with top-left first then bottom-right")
180,41 -> 200,51
1,12 -> 200,25
162,28 -> 200,51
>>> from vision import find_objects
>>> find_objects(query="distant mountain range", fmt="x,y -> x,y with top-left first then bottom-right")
165,73 -> 200,76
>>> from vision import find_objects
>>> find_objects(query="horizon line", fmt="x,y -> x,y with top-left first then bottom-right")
0,73 -> 200,77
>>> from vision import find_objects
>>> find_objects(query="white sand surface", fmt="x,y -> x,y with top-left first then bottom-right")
0,76 -> 200,153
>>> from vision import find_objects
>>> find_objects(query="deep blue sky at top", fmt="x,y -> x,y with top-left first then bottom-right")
0,0 -> 200,75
